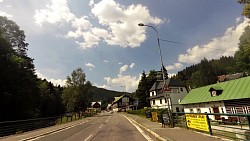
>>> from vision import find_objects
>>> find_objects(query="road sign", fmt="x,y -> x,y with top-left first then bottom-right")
162,84 -> 171,92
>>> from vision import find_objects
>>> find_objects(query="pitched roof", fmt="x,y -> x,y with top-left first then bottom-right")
180,76 -> 250,104
149,78 -> 185,91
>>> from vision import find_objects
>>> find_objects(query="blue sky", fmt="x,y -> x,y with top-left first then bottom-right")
1,0 -> 249,92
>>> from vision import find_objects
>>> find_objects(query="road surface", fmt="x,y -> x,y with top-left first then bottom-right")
0,112 -> 156,141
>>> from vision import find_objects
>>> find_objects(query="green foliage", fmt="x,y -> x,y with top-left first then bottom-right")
0,17 -> 40,121
38,79 -> 64,117
242,4 -> 250,18
235,26 -> 250,75
135,70 -> 157,109
62,68 -> 92,113
174,56 -> 239,89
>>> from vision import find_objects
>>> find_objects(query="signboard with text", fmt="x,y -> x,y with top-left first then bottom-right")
185,114 -> 209,132
151,112 -> 158,122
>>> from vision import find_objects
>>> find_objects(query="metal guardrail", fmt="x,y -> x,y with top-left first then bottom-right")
0,116 -> 62,137
0,112 -> 98,137
173,112 -> 250,141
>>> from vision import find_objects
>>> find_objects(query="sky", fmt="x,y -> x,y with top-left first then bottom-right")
0,0 -> 249,92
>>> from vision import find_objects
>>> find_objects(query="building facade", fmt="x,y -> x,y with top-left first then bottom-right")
180,76 -> 250,120
149,78 -> 188,112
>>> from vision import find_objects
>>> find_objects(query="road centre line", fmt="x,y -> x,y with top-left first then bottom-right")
84,134 -> 93,141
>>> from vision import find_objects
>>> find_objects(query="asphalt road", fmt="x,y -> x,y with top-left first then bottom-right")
1,113 -> 155,141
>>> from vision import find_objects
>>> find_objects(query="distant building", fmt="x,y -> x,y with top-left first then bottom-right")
111,95 -> 135,112
180,76 -> 250,120
91,102 -> 101,111
149,78 -> 188,112
217,73 -> 244,82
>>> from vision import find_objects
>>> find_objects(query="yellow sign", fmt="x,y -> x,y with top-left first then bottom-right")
151,112 -> 158,122
185,114 -> 209,132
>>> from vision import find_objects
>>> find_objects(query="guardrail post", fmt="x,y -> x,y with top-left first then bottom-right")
206,113 -> 212,135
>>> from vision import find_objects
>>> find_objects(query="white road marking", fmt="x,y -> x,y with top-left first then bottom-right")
20,121 -> 86,141
123,115 -> 153,141
99,124 -> 104,128
84,134 -> 93,141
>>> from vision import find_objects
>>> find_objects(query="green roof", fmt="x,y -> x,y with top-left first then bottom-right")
180,76 -> 250,104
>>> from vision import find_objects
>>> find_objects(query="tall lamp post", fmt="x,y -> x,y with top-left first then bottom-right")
138,23 -> 173,127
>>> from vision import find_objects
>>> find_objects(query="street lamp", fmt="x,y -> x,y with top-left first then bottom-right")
138,23 -> 173,127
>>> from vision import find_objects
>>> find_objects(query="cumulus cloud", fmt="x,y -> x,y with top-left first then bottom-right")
34,0 -> 75,25
36,71 -> 66,86
0,11 -> 12,18
94,83 -> 110,89
178,17 -> 250,64
34,0 -> 164,49
104,74 -> 139,92
103,63 -> 140,92
85,62 -> 95,70
90,0 -> 163,47
130,63 -> 135,69
166,63 -> 183,71
120,65 -> 128,74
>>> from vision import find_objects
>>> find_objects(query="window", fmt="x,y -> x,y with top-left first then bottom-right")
176,107 -> 180,112
180,88 -> 183,92
197,108 -> 201,113
153,100 -> 155,105
165,98 -> 167,103
221,107 -> 224,113
209,108 -> 211,113
160,99 -> 162,104
190,108 -> 193,113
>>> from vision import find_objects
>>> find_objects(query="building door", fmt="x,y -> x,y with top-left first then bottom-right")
213,107 -> 221,120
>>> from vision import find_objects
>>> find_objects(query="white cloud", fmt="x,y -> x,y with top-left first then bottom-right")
178,17 -> 250,64
118,62 -> 123,65
91,0 -> 163,48
85,62 -> 95,70
36,71 -> 66,86
34,0 -> 164,49
104,60 -> 109,63
0,11 -> 12,18
0,0 -> 3,2
104,74 -> 139,92
34,0 -> 75,25
130,63 -> 135,69
94,83 -> 110,89
166,63 -> 183,71
103,63 -> 140,92
120,65 -> 128,74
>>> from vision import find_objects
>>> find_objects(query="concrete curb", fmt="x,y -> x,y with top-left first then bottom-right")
123,115 -> 171,141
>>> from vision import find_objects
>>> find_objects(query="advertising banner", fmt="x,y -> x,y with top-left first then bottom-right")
185,114 -> 209,132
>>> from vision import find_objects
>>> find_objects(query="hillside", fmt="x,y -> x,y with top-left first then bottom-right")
91,86 -> 131,109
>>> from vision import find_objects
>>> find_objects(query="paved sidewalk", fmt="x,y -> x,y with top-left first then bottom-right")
123,113 -> 231,141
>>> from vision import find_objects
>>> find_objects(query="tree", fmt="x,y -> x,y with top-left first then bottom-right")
0,16 -> 40,121
135,70 -> 157,109
62,68 -> 92,113
38,79 -> 64,117
238,0 -> 250,18
235,26 -> 250,75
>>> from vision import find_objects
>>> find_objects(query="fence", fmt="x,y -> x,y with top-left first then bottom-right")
173,112 -> 250,141
0,112 -> 96,137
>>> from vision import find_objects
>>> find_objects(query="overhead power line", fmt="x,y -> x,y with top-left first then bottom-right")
159,38 -> 236,52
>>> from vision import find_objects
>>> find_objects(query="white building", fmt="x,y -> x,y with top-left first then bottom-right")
180,76 -> 250,120
149,78 -> 188,112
